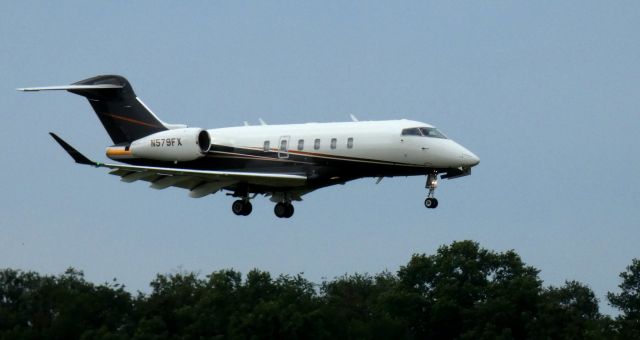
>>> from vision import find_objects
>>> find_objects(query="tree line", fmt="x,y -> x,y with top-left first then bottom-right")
1,240 -> 639,339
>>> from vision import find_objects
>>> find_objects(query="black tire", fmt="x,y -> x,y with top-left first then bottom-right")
232,200 -> 245,215
241,201 -> 253,216
284,203 -> 294,218
424,197 -> 439,209
274,202 -> 288,218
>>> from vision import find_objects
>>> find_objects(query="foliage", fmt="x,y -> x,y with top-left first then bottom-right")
0,241 -> 637,339
533,281 -> 610,339
608,258 -> 640,339
0,268 -> 131,340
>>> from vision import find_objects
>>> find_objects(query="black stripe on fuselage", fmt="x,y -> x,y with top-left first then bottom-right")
214,144 -> 422,167
116,144 -> 434,182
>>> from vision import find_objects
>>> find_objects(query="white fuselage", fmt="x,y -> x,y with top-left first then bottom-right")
207,119 -> 479,170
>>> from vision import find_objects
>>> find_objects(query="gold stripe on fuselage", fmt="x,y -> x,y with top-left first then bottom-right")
106,148 -> 132,158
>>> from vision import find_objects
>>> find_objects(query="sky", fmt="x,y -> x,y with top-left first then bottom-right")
1,2 -> 638,314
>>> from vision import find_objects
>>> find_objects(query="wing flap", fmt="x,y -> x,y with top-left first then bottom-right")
120,171 -> 156,183
100,163 -> 307,187
150,175 -> 192,190
189,181 -> 236,198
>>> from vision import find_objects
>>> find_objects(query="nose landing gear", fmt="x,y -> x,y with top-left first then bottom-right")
424,172 -> 439,209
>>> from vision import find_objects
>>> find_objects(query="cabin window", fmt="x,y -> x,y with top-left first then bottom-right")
263,141 -> 270,152
330,138 -> 337,149
297,139 -> 304,150
314,139 -> 320,150
347,137 -> 354,149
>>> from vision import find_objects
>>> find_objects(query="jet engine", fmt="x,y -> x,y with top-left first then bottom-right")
129,128 -> 211,162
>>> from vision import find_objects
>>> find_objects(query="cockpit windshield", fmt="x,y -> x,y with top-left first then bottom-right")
401,127 -> 447,139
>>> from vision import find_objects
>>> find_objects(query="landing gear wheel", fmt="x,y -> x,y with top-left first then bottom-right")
241,202 -> 253,215
284,203 -> 294,218
274,203 -> 287,218
274,202 -> 294,218
232,200 -> 252,216
424,197 -> 439,209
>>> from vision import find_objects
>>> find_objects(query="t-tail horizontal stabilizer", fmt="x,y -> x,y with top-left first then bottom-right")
16,84 -> 124,92
49,132 -> 96,166
19,75 -> 172,144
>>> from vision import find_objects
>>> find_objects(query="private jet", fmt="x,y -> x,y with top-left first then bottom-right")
18,75 -> 479,218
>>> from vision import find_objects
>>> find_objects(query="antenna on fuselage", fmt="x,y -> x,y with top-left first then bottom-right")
350,114 -> 359,122
243,121 -> 250,126
259,118 -> 268,126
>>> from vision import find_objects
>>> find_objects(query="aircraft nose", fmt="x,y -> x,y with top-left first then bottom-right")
461,151 -> 480,167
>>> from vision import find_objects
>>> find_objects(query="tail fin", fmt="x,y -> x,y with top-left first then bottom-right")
19,75 -> 174,144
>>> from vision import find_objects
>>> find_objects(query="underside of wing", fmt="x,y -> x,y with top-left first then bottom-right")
107,168 -> 229,197
104,164 -> 307,197
49,132 -> 307,198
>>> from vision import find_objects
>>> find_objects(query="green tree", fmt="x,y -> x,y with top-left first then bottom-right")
191,269 -> 243,338
0,268 -> 132,340
608,258 -> 640,339
319,272 -> 408,339
2,241 -> 628,339
533,280 -> 611,339
131,270 -> 205,339
397,240 -> 542,339
227,270 -> 322,339
130,269 -> 324,339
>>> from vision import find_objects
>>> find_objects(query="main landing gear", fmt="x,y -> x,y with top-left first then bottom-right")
231,199 -> 253,216
231,199 -> 296,218
424,172 -> 439,209
274,202 -> 294,218
230,187 -> 297,218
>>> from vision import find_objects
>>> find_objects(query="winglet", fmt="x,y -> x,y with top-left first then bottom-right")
49,133 -> 96,166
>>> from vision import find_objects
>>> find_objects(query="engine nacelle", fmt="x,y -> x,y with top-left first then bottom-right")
130,128 -> 211,162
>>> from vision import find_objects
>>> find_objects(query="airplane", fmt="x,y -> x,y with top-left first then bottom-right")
18,75 -> 480,218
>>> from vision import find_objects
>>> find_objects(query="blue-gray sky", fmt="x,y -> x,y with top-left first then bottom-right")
1,1 -> 638,314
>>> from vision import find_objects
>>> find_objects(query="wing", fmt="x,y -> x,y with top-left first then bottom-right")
49,133 -> 307,197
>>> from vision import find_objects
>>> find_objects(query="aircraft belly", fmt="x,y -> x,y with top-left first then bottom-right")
117,144 -> 431,187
